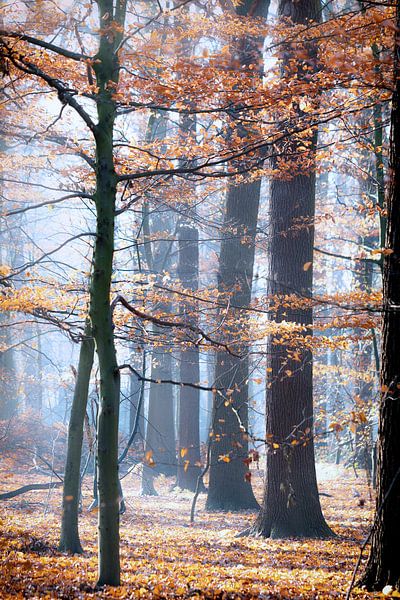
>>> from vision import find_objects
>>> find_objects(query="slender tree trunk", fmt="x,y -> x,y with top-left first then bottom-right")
206,0 -> 270,512
0,120 -> 18,420
59,320 -> 94,553
90,0 -> 126,586
359,3 -> 400,589
0,315 -> 17,420
247,0 -> 333,538
176,225 -> 202,491
129,350 -> 145,443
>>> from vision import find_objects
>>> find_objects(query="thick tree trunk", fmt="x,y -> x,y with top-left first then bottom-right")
207,182 -> 261,511
59,320 -> 94,553
250,176 -> 333,538
247,0 -> 332,538
206,0 -> 270,512
176,225 -> 202,491
359,4 -> 400,589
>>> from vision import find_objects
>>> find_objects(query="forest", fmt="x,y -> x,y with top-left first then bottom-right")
0,0 -> 400,597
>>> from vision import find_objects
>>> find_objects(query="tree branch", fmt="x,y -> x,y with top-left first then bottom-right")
112,294 -> 241,357
0,30 -> 91,62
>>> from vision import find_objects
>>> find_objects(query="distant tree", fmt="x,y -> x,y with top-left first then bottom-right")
206,0 -> 270,512
140,110 -> 177,495
0,314 -> 17,420
176,224 -> 202,491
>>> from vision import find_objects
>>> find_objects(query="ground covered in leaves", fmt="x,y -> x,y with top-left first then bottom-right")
0,463 -> 384,599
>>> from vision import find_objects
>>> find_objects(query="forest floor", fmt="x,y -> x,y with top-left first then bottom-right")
0,462 -> 384,599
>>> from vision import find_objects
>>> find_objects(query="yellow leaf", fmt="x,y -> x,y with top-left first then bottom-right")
218,454 -> 231,463
180,447 -> 188,458
303,262 -> 312,271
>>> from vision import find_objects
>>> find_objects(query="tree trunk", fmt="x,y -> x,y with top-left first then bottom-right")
0,121 -> 18,421
143,342 -> 176,478
129,350 -> 145,445
59,320 -> 94,553
0,315 -> 17,420
247,0 -> 333,538
90,0 -> 126,586
359,3 -> 400,589
206,0 -> 270,512
207,182 -> 261,511
140,109 -> 176,494
176,225 -> 202,491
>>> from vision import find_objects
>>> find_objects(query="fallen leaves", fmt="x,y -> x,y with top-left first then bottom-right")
0,463 -> 379,599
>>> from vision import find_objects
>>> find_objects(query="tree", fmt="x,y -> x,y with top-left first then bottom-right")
59,320 -> 94,554
245,0 -> 333,538
359,1 -> 400,590
2,0 -> 128,583
206,0 -> 270,512
140,109 -> 177,495
176,224 -> 202,491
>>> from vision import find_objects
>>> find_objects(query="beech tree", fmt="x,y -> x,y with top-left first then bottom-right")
359,0 -> 400,590
2,0 -> 127,584
206,0 -> 270,512
245,0 -> 333,538
1,0 -> 395,591
59,319 -> 94,554
176,224 -> 202,491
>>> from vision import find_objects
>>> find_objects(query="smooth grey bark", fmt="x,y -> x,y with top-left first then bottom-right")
0,90 -> 17,421
59,320 -> 94,554
141,110 -> 176,494
207,0 -> 270,511
360,4 -> 400,589
129,352 -> 145,442
24,322 -> 43,412
90,0 -> 126,586
246,0 -> 333,539
143,342 -> 176,477
0,316 -> 17,420
176,225 -> 202,491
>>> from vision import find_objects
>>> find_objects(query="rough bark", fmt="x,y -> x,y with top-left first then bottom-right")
247,0 -> 333,539
359,4 -> 400,589
176,225 -> 202,491
59,320 -> 94,554
206,0 -> 270,512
